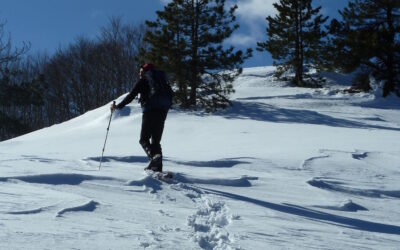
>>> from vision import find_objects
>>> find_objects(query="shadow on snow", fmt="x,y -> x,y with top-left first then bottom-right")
170,157 -> 253,168
126,174 -> 258,195
88,156 -> 254,169
216,101 -> 400,132
0,173 -> 118,185
173,173 -> 257,187
86,156 -> 149,164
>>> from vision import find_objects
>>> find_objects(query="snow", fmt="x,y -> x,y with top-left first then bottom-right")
1,66 -> 400,249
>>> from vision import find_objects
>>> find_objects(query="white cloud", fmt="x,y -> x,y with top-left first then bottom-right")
160,0 -> 276,16
160,0 -> 277,21
160,0 -> 172,5
226,33 -> 257,46
157,0 -> 275,47
234,0 -> 277,21
228,0 -> 277,46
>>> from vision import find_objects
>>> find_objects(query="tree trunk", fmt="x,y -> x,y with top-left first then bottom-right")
299,1 -> 304,86
189,0 -> 199,107
383,4 -> 395,97
294,1 -> 303,86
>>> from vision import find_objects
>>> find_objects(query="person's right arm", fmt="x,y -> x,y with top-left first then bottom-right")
115,79 -> 144,109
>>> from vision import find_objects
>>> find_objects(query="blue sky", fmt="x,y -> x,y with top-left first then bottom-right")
0,0 -> 348,67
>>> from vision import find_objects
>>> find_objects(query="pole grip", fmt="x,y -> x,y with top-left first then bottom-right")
111,101 -> 116,114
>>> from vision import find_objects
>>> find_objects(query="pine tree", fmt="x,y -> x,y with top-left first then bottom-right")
257,0 -> 328,87
144,0 -> 252,111
327,0 -> 400,97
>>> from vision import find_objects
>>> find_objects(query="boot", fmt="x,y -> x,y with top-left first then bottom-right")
144,154 -> 163,172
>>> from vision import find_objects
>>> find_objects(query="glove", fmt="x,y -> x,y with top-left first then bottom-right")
110,101 -> 117,112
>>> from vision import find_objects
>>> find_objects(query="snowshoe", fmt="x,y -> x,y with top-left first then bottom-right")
145,169 -> 173,181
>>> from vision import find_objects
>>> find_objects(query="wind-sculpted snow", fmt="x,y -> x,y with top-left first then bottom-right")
0,181 -> 91,217
201,187 -> 400,236
220,101 -> 400,131
7,208 -> 43,215
303,150 -> 400,196
314,200 -> 368,212
171,157 -> 253,168
126,175 -> 164,193
351,151 -> 369,160
173,173 -> 257,187
0,155 -> 65,164
6,206 -> 52,215
1,66 -> 400,249
308,178 -> 400,199
85,155 -> 149,164
87,156 -> 253,168
56,200 -> 100,217
0,173 -> 120,185
126,174 -> 257,194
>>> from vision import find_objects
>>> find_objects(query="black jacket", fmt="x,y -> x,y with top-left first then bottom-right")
116,77 -> 149,111
116,70 -> 172,112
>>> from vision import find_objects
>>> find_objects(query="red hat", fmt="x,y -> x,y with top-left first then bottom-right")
142,63 -> 155,71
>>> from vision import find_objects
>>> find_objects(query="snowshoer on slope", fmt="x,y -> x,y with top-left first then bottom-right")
111,63 -> 173,172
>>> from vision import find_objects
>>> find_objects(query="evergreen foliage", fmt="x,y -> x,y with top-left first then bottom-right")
257,0 -> 328,87
144,0 -> 252,111
326,0 -> 400,97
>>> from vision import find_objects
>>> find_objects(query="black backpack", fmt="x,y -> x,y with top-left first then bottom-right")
145,70 -> 174,110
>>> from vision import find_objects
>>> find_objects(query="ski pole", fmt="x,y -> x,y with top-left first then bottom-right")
99,101 -> 115,170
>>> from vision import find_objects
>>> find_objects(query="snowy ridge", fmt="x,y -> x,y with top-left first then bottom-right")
1,66 -> 400,249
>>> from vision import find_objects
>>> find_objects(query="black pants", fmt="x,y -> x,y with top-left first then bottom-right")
139,109 -> 168,158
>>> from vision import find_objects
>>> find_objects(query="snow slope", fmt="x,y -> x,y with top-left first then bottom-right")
1,66 -> 400,249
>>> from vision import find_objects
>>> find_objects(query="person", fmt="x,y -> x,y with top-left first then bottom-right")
111,63 -> 172,172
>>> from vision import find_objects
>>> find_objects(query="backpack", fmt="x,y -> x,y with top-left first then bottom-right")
144,69 -> 174,110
